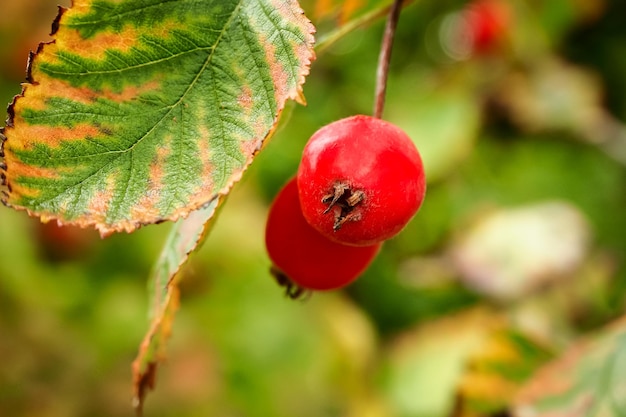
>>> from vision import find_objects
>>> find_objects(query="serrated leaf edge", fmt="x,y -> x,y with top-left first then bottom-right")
1,1 -> 316,237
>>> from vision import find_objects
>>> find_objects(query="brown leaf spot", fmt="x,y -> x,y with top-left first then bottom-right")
239,134 -> 263,158
130,189 -> 163,225
196,126 -> 216,196
259,36 -> 288,104
86,190 -> 114,225
237,84 -> 254,113
130,145 -> 170,221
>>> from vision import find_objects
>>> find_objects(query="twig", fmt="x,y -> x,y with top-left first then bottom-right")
373,0 -> 404,119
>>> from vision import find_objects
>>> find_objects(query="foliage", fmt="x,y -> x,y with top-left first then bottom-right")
2,0 -> 314,235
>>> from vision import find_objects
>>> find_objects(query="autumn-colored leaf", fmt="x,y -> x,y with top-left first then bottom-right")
382,308 -> 502,417
450,202 -> 591,302
309,0 -> 414,54
455,329 -> 553,417
514,317 -> 626,417
380,307 -> 555,417
1,0 -> 315,236
132,198 -> 220,414
310,0 -> 366,22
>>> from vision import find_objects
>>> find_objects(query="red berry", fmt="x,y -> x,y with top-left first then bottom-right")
440,0 -> 509,60
297,115 -> 426,246
265,178 -> 381,296
465,0 -> 509,53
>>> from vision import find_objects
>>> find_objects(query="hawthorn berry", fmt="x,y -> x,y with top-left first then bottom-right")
464,0 -> 509,53
265,178 -> 381,297
297,115 -> 426,247
442,0 -> 510,59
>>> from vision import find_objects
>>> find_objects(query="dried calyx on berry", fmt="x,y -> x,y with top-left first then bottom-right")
270,265 -> 311,300
265,178 -> 381,298
322,181 -> 365,231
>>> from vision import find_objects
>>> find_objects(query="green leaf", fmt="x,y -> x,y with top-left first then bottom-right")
390,84 -> 482,183
1,0 -> 315,236
514,318 -> 626,417
131,197 -> 221,413
382,308 -> 499,417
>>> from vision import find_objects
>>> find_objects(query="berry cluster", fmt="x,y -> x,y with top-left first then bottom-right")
265,115 -> 426,298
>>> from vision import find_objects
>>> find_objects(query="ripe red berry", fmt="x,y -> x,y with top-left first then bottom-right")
465,0 -> 509,53
265,178 -> 381,297
442,0 -> 509,59
297,115 -> 426,247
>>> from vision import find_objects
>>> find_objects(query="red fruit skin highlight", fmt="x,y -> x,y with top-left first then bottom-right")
265,178 -> 381,291
297,115 -> 426,246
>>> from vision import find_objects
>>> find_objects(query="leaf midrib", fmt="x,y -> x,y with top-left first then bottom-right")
31,0 -> 246,215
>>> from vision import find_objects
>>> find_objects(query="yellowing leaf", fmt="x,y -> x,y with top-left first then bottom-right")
132,199 -> 221,413
514,318 -> 626,417
456,329 -> 553,417
1,0 -> 315,236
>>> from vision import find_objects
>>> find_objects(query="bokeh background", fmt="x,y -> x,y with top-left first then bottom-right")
1,0 -> 625,416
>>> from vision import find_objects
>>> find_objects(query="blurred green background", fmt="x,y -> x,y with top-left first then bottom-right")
1,0 -> 625,416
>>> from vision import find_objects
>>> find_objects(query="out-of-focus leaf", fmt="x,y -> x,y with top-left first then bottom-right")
477,2 -> 624,174
308,0 -> 367,22
495,59 -> 604,134
313,0 -> 410,54
493,58 -> 626,165
132,198 -> 220,413
389,84 -> 481,183
304,0 -> 393,24
530,0 -> 606,43
1,0 -> 315,236
514,318 -> 626,417
450,201 -> 591,302
382,308 -> 502,417
382,308 -> 555,417
455,329 -> 554,417
347,247 -> 480,335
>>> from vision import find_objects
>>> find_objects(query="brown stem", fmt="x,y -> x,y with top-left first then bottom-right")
373,0 -> 404,119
